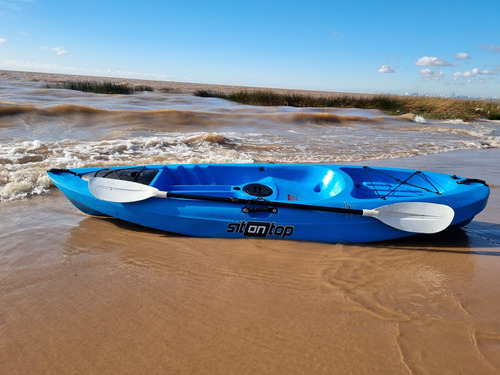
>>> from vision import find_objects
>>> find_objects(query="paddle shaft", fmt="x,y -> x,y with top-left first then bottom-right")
165,191 -> 365,215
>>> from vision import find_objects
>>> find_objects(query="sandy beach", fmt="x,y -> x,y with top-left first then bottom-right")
1,70 -> 500,374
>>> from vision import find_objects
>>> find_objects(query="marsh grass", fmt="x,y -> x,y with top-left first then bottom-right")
44,80 -> 500,120
44,81 -> 154,94
195,90 -> 500,121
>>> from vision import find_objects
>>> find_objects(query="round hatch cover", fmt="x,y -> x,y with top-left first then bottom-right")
243,183 -> 274,197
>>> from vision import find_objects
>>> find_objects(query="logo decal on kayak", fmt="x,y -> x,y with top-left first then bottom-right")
226,221 -> 294,239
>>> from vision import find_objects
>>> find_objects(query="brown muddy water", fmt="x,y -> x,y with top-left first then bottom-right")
1,71 -> 500,374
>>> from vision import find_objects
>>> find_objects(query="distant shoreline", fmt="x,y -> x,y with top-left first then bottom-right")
0,69 -> 375,98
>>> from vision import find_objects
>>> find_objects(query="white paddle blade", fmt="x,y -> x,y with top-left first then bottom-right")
89,177 -> 164,203
363,202 -> 455,234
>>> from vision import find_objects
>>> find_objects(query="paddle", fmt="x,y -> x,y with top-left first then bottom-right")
88,177 -> 455,234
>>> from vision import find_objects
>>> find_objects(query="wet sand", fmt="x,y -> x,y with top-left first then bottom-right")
1,148 -> 500,374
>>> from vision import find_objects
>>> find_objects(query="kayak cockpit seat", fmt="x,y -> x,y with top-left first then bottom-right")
148,164 -> 348,201
252,170 -> 346,202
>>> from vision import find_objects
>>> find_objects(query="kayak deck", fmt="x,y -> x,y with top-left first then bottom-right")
94,164 -> 453,203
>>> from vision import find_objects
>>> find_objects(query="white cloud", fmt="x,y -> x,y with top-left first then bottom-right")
419,68 -> 444,81
479,69 -> 494,75
0,59 -> 171,81
479,44 -> 500,53
52,47 -> 67,55
454,52 -> 470,59
377,65 -> 395,73
454,68 -> 478,77
414,56 -> 455,67
331,30 -> 344,37
0,38 -> 6,45
0,59 -> 60,71
453,68 -> 495,77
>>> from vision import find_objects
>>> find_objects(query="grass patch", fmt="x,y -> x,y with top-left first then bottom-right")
194,90 -> 500,121
44,80 -> 154,95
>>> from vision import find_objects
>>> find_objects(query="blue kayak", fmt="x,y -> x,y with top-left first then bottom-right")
47,164 -> 489,243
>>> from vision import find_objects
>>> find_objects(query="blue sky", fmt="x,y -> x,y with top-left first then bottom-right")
1,0 -> 499,98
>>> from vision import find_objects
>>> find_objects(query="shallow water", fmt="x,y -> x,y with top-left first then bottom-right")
1,71 -> 500,374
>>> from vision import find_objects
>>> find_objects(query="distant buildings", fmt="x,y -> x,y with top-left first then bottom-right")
403,91 -> 499,100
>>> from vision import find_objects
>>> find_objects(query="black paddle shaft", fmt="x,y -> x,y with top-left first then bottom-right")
166,192 -> 365,216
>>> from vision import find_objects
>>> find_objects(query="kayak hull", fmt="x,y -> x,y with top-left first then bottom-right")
47,164 -> 490,243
